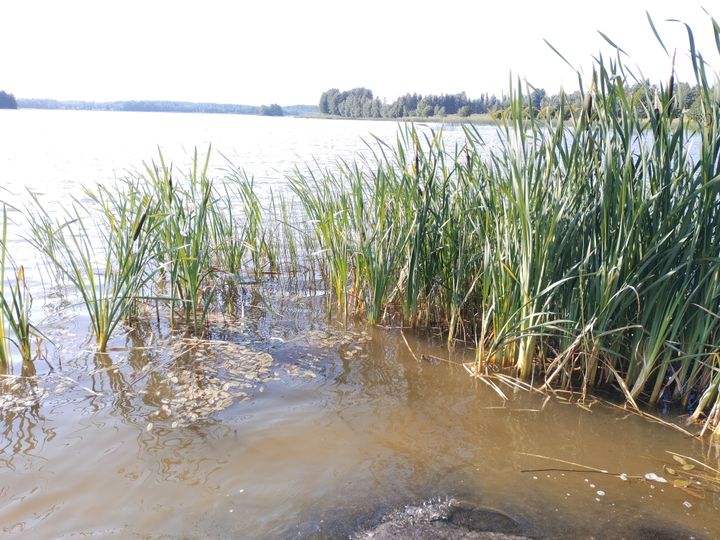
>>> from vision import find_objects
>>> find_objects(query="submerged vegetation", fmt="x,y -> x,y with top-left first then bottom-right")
2,16 -> 720,438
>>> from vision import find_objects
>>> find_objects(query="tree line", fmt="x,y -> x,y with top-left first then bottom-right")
318,87 -> 505,118
530,80 -> 705,121
0,91 -> 18,109
319,82 -> 709,120
15,99 -> 316,116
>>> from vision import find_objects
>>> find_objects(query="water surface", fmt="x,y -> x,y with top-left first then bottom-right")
0,110 -> 717,539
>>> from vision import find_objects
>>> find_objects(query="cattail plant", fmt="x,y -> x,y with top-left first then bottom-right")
0,206 -> 39,365
27,182 -> 161,352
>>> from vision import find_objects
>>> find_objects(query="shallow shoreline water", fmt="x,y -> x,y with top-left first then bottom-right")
1,285 -> 716,538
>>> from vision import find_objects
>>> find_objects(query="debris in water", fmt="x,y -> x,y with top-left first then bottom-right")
146,422 -> 153,432
645,473 -> 668,484
683,501 -> 693,509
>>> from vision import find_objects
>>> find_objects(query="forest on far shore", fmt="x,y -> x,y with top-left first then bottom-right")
0,91 -> 18,109
318,83 -> 707,120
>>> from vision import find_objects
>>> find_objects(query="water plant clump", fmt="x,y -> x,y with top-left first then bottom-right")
284,17 -> 720,435
0,205 -> 39,366
27,179 -> 162,353
25,148 -> 291,350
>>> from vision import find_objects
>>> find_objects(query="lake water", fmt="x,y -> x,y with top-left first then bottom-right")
0,109 -> 476,203
0,110 -> 718,539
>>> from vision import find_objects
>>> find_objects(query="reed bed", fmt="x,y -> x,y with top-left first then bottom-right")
2,16 -> 720,437
23,149 -> 287,349
287,19 -> 720,435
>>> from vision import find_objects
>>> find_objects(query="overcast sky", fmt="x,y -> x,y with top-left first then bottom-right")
1,1 -> 718,105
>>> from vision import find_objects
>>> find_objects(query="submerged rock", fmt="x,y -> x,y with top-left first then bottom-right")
356,521 -> 530,539
352,499 -> 531,540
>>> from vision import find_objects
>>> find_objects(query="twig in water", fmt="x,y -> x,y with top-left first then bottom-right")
401,331 -> 419,363
518,452 -> 610,473
520,467 -> 640,478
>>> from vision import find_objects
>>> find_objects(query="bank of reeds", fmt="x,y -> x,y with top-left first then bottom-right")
25,150 -> 280,348
27,179 -> 161,352
287,18 -> 720,435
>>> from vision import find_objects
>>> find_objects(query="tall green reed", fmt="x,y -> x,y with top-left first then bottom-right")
0,205 -> 37,364
140,149 -> 217,335
284,15 -> 720,434
27,180 -> 160,352
0,205 -> 11,366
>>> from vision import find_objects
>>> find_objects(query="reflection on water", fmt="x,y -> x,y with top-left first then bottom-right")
0,285 -> 718,539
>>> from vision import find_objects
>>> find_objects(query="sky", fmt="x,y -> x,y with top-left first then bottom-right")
1,0 -> 719,105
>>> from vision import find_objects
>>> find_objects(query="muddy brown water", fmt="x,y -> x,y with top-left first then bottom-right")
1,287 -> 718,539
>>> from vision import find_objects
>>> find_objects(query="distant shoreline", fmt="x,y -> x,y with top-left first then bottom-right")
299,112 -> 497,125
7,102 -> 498,125
14,98 -> 317,117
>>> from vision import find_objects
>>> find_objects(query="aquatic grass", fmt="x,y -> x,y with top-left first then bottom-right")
281,15 -> 720,434
0,206 -> 11,366
166,152 -> 216,334
214,182 -> 248,276
27,181 -> 161,352
268,190 -> 301,275
290,163 -> 353,319
0,205 -> 38,364
345,160 -> 409,324
139,149 -> 219,335
0,263 -> 35,363
220,164 -> 279,277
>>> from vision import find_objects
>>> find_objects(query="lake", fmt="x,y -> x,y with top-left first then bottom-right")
0,109 -> 717,539
0,109 -> 477,202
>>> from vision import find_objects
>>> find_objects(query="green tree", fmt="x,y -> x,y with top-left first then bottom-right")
319,91 -> 330,114
318,87 -> 382,118
416,98 -> 432,117
0,91 -> 18,109
529,88 -> 546,112
259,104 -> 284,116
326,89 -> 341,115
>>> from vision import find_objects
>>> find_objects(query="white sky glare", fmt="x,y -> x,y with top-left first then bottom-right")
1,0 -> 719,105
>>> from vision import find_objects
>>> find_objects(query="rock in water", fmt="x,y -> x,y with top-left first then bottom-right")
352,498 -> 531,540
357,521 -> 530,539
